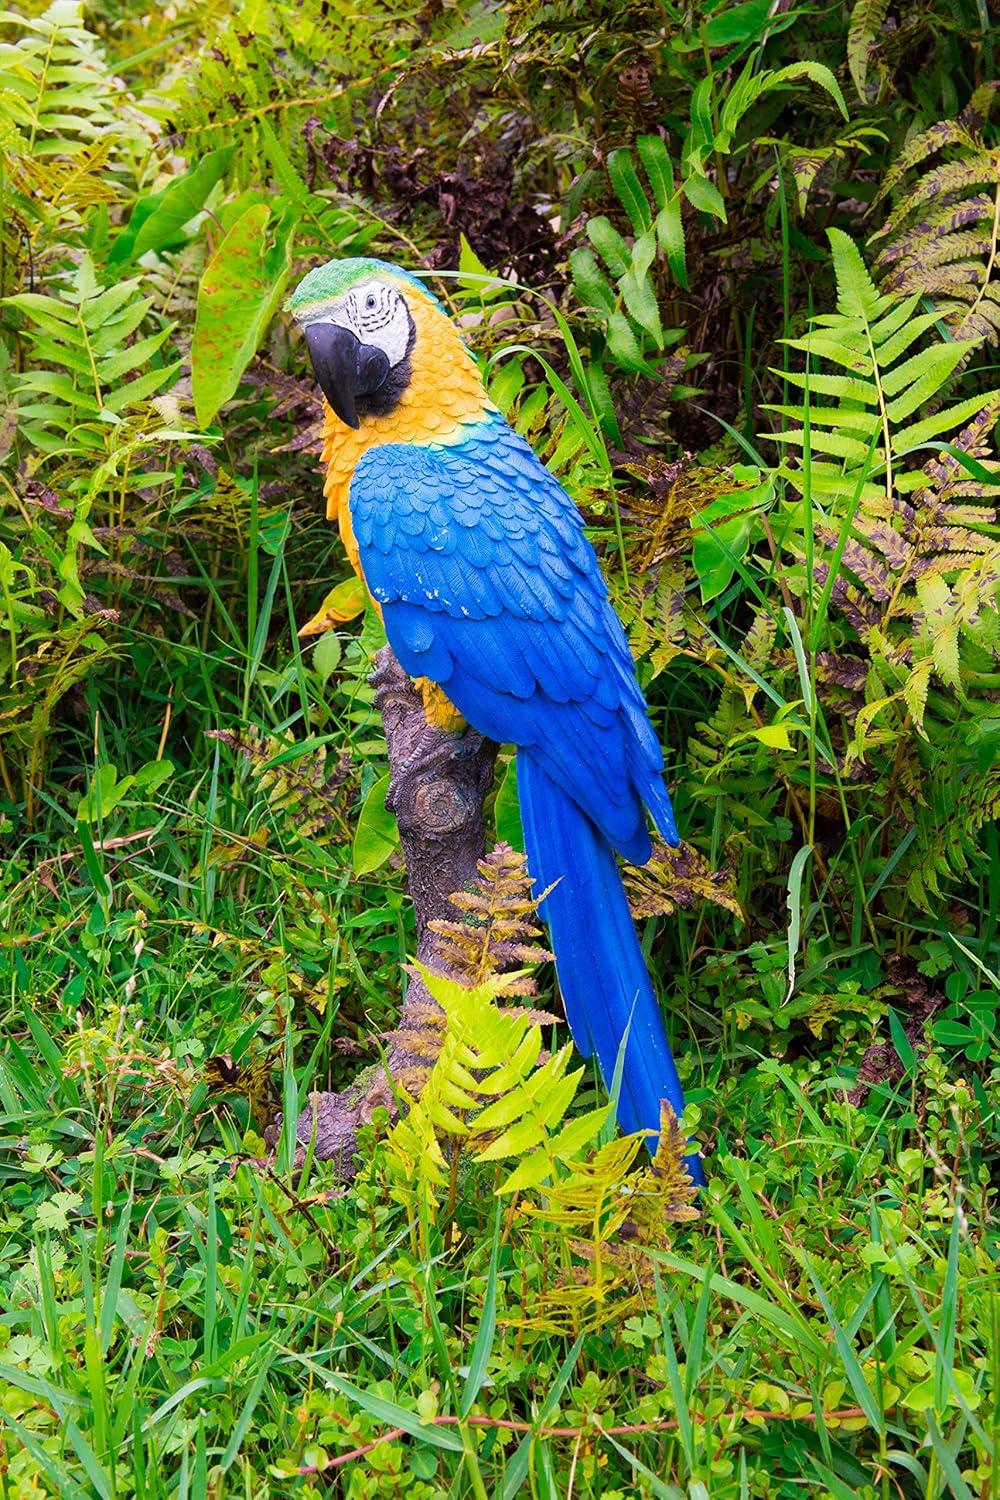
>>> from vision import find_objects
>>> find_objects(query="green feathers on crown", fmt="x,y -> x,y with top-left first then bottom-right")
286,258 -> 444,320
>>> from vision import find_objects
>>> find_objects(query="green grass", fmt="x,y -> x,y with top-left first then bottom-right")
0,590 -> 994,1496
2,0 -> 999,1493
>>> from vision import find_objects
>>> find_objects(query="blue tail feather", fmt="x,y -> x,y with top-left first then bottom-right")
517,753 -> 705,1186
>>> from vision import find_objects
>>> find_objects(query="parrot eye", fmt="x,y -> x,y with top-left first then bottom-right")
365,294 -> 377,309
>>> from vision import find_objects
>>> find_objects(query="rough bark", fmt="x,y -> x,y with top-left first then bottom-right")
266,646 -> 497,1177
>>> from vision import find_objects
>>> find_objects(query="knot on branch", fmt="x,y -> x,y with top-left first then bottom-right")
410,776 -> 480,837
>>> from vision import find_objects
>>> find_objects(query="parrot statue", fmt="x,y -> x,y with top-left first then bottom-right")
288,257 -> 703,1184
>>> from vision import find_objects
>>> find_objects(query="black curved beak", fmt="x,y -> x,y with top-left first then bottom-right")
304,322 -> 390,430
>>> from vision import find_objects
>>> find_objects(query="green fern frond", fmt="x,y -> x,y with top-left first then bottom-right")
905,761 -> 1000,908
764,231 -> 1000,903
382,967 -> 610,1232
515,1104 -> 699,1332
163,0 -> 410,171
4,256 -> 180,455
763,230 -> 991,514
0,3 -> 146,286
0,2 -> 122,152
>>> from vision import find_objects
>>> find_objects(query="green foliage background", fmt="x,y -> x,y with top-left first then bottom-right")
0,0 -> 998,1494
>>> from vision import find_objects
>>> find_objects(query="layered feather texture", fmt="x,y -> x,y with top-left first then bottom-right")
349,411 -> 701,1178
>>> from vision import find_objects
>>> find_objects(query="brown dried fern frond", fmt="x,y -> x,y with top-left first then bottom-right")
870,88 -> 1000,351
625,1102 -> 702,1231
625,837 -> 743,924
206,726 -> 353,844
203,1047 -> 282,1129
615,455 -> 760,575
815,395 -> 1000,666
427,841 -> 553,992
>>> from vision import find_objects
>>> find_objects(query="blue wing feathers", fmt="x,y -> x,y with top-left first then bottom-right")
351,412 -> 695,1168
352,414 -> 678,856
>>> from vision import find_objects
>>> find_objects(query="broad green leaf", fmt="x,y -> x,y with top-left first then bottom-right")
693,513 -> 753,602
312,630 -> 342,684
77,759 -> 171,822
705,0 -> 775,45
585,216 -> 630,278
636,133 -> 674,210
192,202 -> 297,428
486,352 -> 525,414
752,724 -> 793,749
607,148 -> 652,236
606,311 -> 646,370
630,225 -> 658,281
78,763 -> 130,822
620,266 -> 662,344
655,203 -> 688,290
581,354 -> 622,445
133,759 -> 173,793
569,246 -> 616,316
112,146 -> 235,266
352,771 -> 398,875
683,172 -> 727,223
931,1020 -> 976,1046
493,756 -> 523,850
457,232 -> 507,302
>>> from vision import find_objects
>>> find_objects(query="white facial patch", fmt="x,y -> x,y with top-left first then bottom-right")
307,279 -> 411,368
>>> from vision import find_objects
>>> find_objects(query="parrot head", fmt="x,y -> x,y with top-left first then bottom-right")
287,258 -> 450,431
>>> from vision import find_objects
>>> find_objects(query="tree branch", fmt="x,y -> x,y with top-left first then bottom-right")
266,645 -> 498,1177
